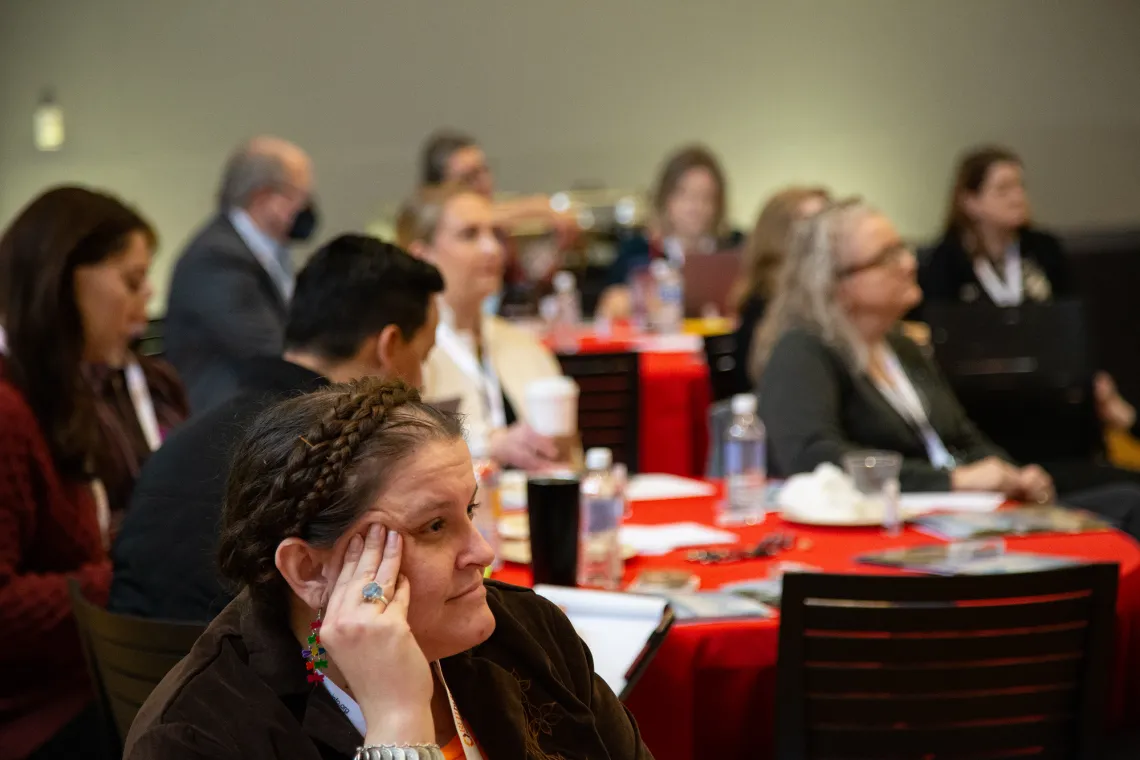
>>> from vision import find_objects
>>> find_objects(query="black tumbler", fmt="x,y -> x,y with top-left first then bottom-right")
527,475 -> 581,586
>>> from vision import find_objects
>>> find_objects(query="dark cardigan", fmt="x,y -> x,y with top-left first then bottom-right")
125,582 -> 653,760
916,227 -> 1076,313
759,328 -> 1009,491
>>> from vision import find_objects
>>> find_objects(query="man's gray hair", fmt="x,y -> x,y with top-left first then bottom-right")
217,140 -> 290,210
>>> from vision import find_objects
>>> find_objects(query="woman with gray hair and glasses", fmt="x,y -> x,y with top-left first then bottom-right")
755,200 -> 1053,499
754,200 -> 1140,538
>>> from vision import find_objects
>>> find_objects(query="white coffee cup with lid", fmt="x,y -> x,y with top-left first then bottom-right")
525,376 -> 579,437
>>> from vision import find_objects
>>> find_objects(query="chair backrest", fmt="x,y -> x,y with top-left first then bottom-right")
556,351 -> 640,471
703,332 -> 744,403
776,565 -> 1118,760
68,580 -> 206,748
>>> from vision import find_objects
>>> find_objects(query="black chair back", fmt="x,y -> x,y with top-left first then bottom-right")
556,351 -> 640,471
68,579 -> 205,750
776,565 -> 1118,760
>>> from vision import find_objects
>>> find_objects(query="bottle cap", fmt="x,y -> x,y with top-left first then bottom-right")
585,447 -> 613,471
731,393 -> 758,416
553,270 -> 575,293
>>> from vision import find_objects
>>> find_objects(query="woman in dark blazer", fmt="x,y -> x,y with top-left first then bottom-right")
756,199 -> 1140,538
919,146 -> 1075,307
597,145 -> 742,317
918,145 -> 1140,492
126,377 -> 651,760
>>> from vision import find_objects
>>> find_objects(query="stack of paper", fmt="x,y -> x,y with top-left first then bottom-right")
533,585 -> 671,698
619,522 -> 738,556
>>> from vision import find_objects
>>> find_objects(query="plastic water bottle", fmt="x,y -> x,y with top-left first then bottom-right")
552,270 -> 581,326
719,393 -> 767,525
549,270 -> 581,352
578,447 -> 624,589
649,259 -> 684,334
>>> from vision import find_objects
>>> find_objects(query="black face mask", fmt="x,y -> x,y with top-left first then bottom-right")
287,202 -> 319,242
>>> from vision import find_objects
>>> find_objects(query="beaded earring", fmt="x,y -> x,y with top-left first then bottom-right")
302,608 -> 328,683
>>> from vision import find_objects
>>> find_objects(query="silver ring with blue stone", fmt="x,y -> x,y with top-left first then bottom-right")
361,581 -> 389,606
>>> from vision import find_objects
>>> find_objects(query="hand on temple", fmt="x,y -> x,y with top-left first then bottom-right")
319,524 -> 434,745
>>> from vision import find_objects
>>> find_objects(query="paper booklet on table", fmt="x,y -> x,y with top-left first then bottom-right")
856,541 -> 1079,576
913,505 -> 1112,541
657,591 -> 774,621
533,585 -> 674,700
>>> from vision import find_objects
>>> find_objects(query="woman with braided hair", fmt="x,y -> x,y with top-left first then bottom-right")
125,377 -> 652,760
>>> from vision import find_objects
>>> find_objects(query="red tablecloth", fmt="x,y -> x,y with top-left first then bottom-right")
494,495 -> 1140,760
551,327 -> 711,477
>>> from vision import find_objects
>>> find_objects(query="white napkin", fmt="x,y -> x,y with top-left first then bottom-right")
777,463 -> 885,523
619,522 -> 739,556
625,474 -> 717,502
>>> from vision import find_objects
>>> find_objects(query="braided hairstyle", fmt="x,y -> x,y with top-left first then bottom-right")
218,376 -> 463,603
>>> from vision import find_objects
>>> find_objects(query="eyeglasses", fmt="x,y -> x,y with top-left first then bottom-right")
838,241 -> 912,278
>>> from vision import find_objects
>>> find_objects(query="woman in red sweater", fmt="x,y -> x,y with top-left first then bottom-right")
0,186 -> 187,759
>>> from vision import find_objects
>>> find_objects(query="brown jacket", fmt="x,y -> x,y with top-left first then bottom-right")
125,581 -> 653,759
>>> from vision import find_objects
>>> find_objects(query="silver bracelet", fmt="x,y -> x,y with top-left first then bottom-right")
354,745 -> 444,760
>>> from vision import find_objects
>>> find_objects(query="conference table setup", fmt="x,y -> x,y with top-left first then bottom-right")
484,318 -> 1140,759
492,481 -> 1140,760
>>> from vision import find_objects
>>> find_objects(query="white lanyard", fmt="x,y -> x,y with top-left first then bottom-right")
435,320 -> 507,430
91,479 -> 111,550
125,360 -> 162,452
873,346 -> 956,470
88,360 -> 160,549
323,664 -> 484,760
973,244 -> 1023,306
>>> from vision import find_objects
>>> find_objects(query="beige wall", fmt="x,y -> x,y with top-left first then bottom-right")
2,0 -> 1139,312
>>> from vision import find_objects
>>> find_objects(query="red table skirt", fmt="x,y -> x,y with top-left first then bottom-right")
494,494 -> 1140,760
637,352 -> 709,477
552,326 -> 711,477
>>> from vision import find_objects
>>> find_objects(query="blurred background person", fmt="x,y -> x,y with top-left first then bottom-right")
754,199 -> 1140,537
727,185 -> 831,396
597,144 -> 742,319
398,183 -> 569,471
110,235 -> 444,623
920,145 -> 1140,491
164,136 -> 318,413
419,129 -> 576,314
0,186 -> 187,760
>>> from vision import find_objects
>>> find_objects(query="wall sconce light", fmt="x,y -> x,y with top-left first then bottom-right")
34,89 -> 65,152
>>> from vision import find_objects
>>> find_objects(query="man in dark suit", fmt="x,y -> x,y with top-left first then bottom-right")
165,136 -> 319,412
109,234 -> 443,622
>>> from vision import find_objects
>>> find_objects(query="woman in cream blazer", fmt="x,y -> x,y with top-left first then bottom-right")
400,183 -> 568,470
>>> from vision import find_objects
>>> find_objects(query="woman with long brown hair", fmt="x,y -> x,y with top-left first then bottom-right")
598,144 -> 742,317
729,185 -> 830,394
920,146 -> 1140,493
0,186 -> 187,759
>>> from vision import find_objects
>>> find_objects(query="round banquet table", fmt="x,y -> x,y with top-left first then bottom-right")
492,492 -> 1140,760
